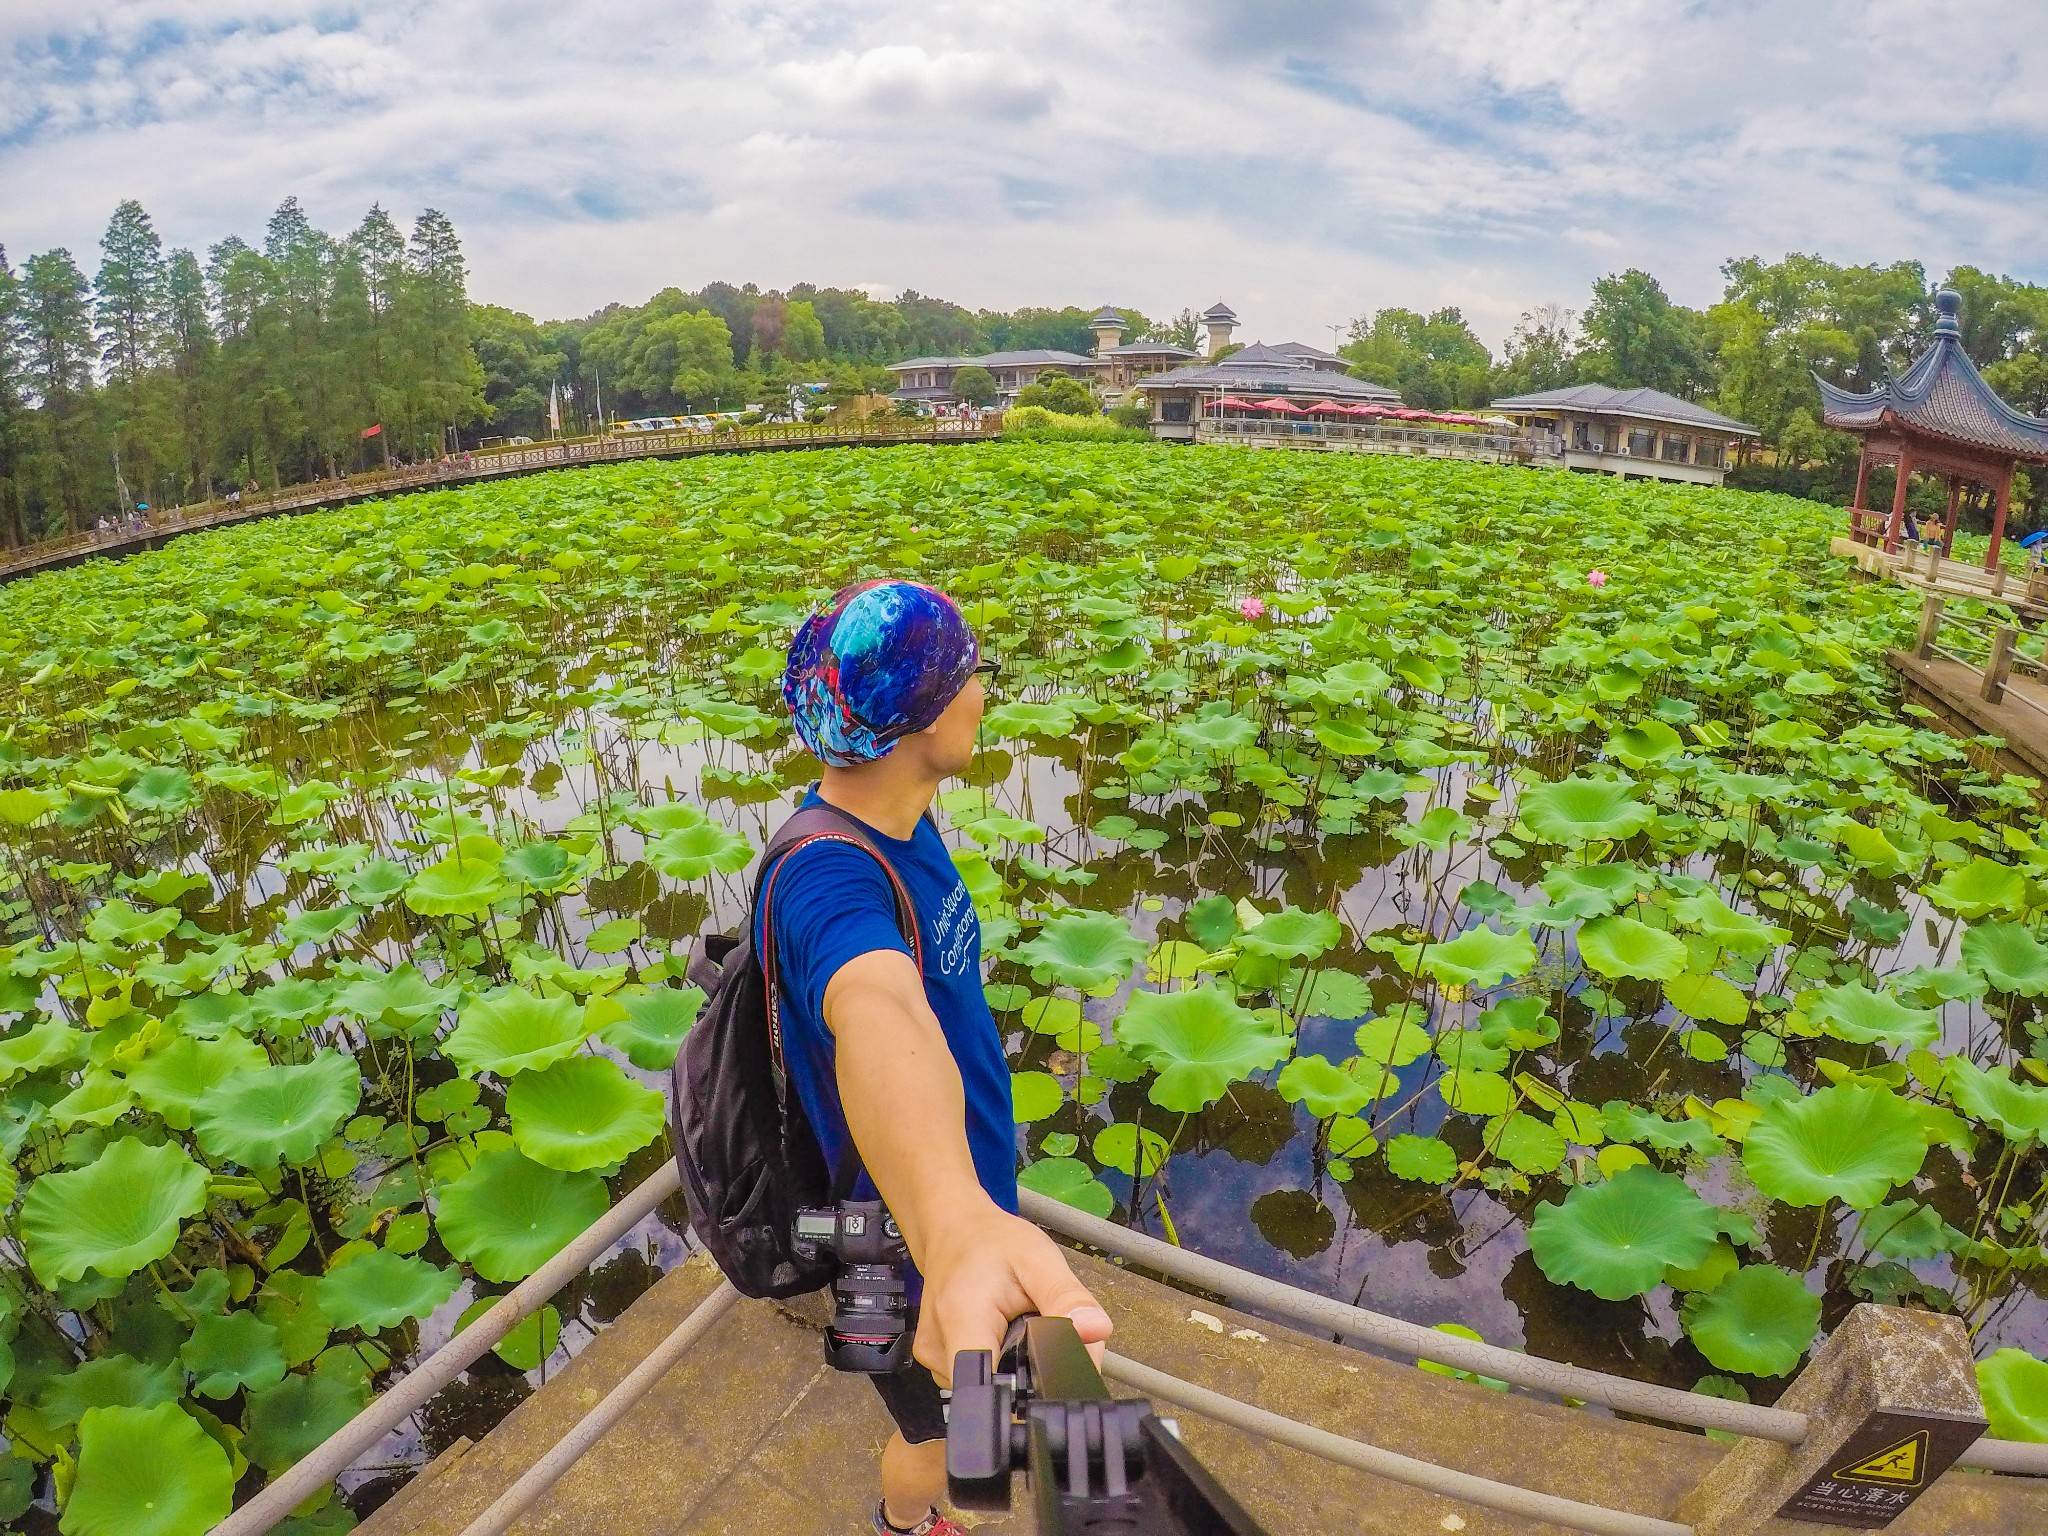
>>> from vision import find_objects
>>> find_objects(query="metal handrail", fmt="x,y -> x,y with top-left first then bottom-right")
206,1161 -> 683,1536
1023,1192 -> 2048,1475
1022,1190 -> 1805,1441
1107,1352 -> 1694,1536
454,1280 -> 741,1536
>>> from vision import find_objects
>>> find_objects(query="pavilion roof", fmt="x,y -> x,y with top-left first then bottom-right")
1132,363 -> 1401,402
1815,291 -> 2048,462
1490,384 -> 1757,436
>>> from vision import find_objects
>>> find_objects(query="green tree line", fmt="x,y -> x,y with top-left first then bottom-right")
0,199 -> 484,543
9,194 -> 2048,544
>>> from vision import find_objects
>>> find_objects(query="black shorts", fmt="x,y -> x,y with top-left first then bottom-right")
869,1308 -> 947,1444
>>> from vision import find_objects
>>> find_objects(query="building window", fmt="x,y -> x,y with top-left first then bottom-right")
1660,434 -> 1690,463
1696,440 -> 1724,469
1161,399 -> 1191,423
1628,428 -> 1656,457
1572,422 -> 1592,450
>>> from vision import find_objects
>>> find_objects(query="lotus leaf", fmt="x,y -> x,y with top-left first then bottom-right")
1805,981 -> 1938,1049
1017,1156 -> 1115,1218
403,854 -> 508,916
314,1249 -> 461,1332
1608,719 -> 1684,769
1527,1166 -> 1720,1300
596,984 -> 704,1071
1296,969 -> 1371,1019
1277,1054 -> 1374,1119
1978,1349 -> 2048,1442
1665,971 -> 1749,1028
333,965 -> 458,1038
436,1147 -> 608,1282
64,1402 -> 234,1536
1014,911 -> 1147,990
644,821 -> 754,879
1011,1071 -> 1063,1123
1680,1266 -> 1821,1377
1353,1011 -> 1432,1067
243,1370 -> 371,1473
20,1136 -> 208,1285
1961,922 -> 2048,996
0,1016 -> 83,1082
506,1055 -> 664,1170
445,986 -> 590,1077
1183,893 -> 1240,949
1385,1134 -> 1458,1183
1236,906 -> 1342,961
455,1296 -> 563,1370
1422,924 -> 1537,989
182,1309 -> 288,1398
1742,1084 -> 1926,1209
1173,713 -> 1258,755
1578,916 -> 1688,982
1093,1122 -> 1171,1176
193,1049 -> 362,1166
1926,857 -> 2028,919
1945,1059 -> 2048,1144
1519,776 -> 1654,845
1115,983 -> 1291,1112
1490,1112 -> 1568,1174
36,1356 -> 182,1428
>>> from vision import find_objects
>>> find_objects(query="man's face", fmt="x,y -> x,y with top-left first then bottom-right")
917,672 -> 984,776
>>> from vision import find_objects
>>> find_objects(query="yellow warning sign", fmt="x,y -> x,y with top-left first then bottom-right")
1835,1431 -> 1927,1486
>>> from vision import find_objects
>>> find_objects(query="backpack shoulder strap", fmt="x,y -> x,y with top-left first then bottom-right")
754,802 -> 927,1205
755,803 -> 923,967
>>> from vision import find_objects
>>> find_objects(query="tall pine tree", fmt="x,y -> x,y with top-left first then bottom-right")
19,250 -> 98,534
0,247 -> 24,545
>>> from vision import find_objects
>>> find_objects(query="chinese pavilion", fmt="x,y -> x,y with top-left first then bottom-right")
1818,288 -> 2048,568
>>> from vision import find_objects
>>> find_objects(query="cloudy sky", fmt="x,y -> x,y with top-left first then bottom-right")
3,0 -> 2045,346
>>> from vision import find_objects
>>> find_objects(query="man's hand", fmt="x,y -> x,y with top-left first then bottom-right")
825,948 -> 1113,1384
914,1206 -> 1112,1386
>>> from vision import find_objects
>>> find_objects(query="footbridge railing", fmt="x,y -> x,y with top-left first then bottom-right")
0,417 -> 1001,582
206,1165 -> 2048,1536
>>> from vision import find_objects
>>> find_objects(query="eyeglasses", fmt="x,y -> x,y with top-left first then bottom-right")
973,656 -> 999,678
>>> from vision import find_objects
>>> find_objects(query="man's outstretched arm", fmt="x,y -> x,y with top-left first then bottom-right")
823,947 -> 1111,1384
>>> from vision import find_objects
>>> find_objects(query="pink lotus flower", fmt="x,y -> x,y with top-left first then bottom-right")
1586,569 -> 1608,588
1238,596 -> 1266,620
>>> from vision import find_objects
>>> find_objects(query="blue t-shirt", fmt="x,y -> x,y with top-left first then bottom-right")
755,790 -> 1018,1232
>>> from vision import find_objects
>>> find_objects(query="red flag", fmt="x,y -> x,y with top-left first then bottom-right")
361,423 -> 382,438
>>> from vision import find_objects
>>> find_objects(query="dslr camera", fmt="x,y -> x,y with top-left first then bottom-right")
791,1199 -> 913,1373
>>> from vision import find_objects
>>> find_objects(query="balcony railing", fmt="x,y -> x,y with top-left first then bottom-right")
1196,418 -> 1562,460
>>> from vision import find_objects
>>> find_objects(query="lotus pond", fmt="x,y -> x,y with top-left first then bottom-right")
6,440 -> 2048,1531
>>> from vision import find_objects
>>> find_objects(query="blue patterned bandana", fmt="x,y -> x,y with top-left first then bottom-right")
783,580 -> 980,766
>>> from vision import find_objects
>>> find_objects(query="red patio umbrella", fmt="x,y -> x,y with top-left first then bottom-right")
1304,400 -> 1348,413
1393,408 -> 1434,420
1253,397 -> 1307,413
1349,402 -> 1391,416
1212,396 -> 1258,409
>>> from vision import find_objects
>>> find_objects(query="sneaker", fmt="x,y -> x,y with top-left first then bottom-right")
872,1503 -> 967,1536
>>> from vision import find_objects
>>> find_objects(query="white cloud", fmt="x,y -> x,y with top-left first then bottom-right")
0,0 -> 2044,347
773,45 -> 1059,120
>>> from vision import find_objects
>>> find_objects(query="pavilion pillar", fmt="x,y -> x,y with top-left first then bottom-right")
1883,445 -> 1914,554
1851,446 -> 1873,542
1987,466 -> 2014,572
1942,476 -> 1961,557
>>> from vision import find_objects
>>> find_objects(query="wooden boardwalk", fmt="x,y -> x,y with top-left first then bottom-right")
1832,535 -> 2048,617
355,1249 -> 2044,1536
0,419 -> 1000,583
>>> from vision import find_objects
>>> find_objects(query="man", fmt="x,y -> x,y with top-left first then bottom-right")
769,579 -> 1111,1536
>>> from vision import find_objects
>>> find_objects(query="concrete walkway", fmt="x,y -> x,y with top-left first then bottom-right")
360,1249 -> 2047,1536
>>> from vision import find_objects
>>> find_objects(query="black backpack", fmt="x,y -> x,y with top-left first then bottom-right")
669,802 -> 922,1298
